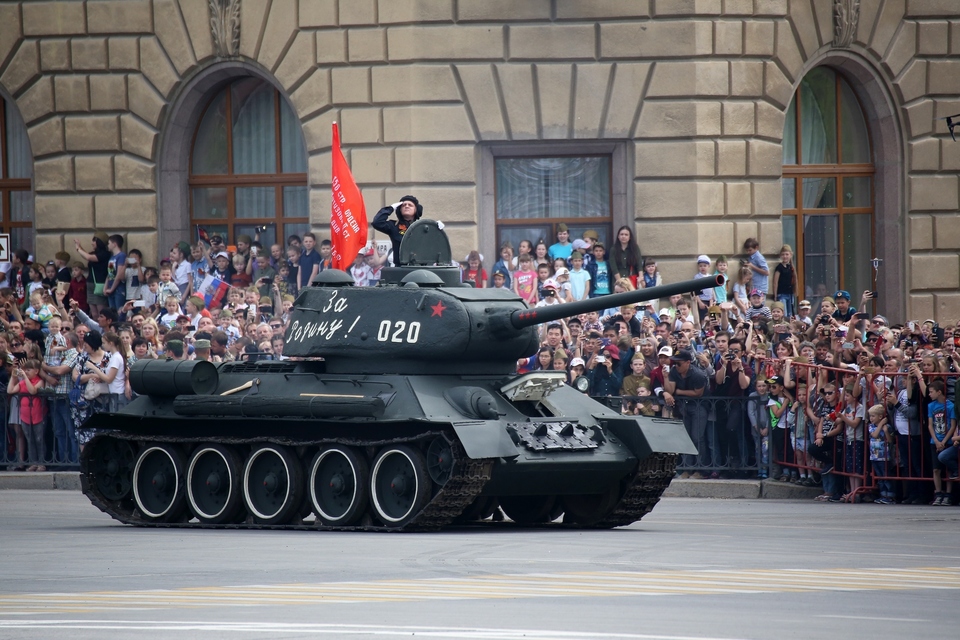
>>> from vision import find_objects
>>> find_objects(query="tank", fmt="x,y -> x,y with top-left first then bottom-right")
79,219 -> 722,531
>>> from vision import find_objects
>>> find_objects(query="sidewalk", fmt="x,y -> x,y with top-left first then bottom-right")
0,471 -> 822,499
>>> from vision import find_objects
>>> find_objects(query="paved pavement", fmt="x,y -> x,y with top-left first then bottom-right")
1,490 -> 958,639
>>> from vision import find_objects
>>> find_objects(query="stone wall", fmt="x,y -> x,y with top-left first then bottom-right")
1,0 -> 959,320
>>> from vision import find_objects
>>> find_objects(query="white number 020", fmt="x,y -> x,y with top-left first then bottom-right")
376,320 -> 421,344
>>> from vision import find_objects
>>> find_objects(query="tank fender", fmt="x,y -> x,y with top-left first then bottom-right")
451,421 -> 520,460
599,416 -> 697,458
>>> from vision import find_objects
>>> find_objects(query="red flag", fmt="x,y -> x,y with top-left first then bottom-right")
330,122 -> 367,270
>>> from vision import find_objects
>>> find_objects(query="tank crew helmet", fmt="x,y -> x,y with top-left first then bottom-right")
398,195 -> 423,218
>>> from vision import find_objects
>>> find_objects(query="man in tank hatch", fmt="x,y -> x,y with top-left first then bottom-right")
373,195 -> 423,266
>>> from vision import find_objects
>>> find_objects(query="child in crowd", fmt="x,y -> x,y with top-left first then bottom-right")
157,266 -> 182,307
693,254 -> 716,320
25,292 -> 55,331
8,358 -> 45,472
554,267 -> 573,303
318,239 -> 334,272
838,383 -> 865,502
567,252 -> 590,302
742,237 -> 769,297
491,267 -> 510,290
745,289 -> 772,323
587,243 -> 611,297
26,264 -> 45,298
67,262 -> 89,313
490,242 -> 514,288
732,265 -> 752,320
231,254 -> 252,288
867,403 -> 895,504
747,377 -> 771,479
513,254 -> 539,306
463,251 -> 486,288
535,263 -> 552,300
790,384 -> 814,485
772,244 -> 797,317
713,256 -> 728,304
767,376 -> 797,483
928,379 -> 956,506
159,296 -> 183,329
548,223 -> 573,263
350,250 -> 373,287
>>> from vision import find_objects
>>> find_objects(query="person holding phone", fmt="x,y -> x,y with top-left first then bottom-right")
102,234 -> 127,311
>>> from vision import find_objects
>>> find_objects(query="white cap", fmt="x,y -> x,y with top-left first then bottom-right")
214,251 -> 230,260
543,279 -> 559,290
697,254 -> 711,264
554,267 -> 570,277
658,346 -> 673,357
570,357 -> 585,368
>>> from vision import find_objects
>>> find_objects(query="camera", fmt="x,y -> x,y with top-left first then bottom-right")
596,355 -> 606,364
544,290 -> 555,297
255,225 -> 268,233
725,353 -> 736,361
819,314 -> 831,324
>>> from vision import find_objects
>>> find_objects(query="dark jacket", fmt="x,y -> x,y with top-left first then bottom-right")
372,200 -> 423,265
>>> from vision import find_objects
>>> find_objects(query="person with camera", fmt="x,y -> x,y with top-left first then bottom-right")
713,336 -> 753,476
663,349 -> 710,476
586,344 -> 622,398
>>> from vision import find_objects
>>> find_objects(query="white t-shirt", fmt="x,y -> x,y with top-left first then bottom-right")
174,260 -> 191,287
106,351 -> 126,395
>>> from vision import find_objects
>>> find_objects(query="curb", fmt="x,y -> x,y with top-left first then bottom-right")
0,471 -> 81,491
1,472 -> 821,500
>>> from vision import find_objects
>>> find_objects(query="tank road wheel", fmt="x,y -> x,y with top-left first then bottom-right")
370,445 -> 432,528
186,444 -> 243,525
132,445 -> 188,522
309,446 -> 369,527
562,485 -> 622,525
86,437 -> 135,502
499,495 -> 558,525
425,437 -> 454,486
243,445 -> 304,525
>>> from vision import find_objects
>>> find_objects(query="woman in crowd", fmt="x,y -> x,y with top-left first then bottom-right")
610,226 -> 642,288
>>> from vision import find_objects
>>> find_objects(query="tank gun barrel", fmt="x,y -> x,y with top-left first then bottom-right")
510,275 -> 725,329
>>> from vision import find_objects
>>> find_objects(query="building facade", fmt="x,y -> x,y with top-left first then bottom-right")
1,0 -> 958,320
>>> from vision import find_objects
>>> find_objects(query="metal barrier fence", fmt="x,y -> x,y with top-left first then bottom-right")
1,391 -> 108,472
600,362 -> 958,503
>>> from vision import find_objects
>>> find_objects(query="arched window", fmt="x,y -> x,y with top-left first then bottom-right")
782,67 -> 874,305
189,78 -> 308,249
0,98 -> 33,252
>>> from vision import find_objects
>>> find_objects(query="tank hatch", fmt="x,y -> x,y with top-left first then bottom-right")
398,219 -> 451,266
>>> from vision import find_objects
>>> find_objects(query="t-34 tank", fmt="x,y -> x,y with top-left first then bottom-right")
80,219 -> 721,531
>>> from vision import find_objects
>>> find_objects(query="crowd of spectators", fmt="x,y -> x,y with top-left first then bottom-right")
507,227 -> 960,507
1,207 -> 957,509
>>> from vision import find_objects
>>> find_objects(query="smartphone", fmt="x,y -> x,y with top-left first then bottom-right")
596,356 -> 606,364
133,300 -> 145,308
842,342 -> 854,350
934,326 -> 945,346
186,325 -> 196,332
127,257 -> 136,265
853,312 -> 870,320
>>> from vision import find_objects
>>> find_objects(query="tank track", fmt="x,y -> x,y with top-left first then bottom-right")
80,431 -> 493,533
589,452 -> 679,529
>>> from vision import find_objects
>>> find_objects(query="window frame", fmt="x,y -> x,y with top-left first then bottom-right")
0,99 -> 33,251
188,80 -> 308,245
782,69 -> 875,300
480,141 -> 628,265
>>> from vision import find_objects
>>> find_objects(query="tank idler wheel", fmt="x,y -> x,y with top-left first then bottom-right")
370,444 -> 432,528
132,444 -> 188,522
425,437 -> 454,487
562,485 -> 622,525
86,437 -> 136,502
310,445 -> 369,527
186,444 -> 244,524
498,495 -> 558,525
242,445 -> 304,525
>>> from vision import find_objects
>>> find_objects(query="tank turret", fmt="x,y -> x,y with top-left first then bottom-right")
284,219 -> 723,374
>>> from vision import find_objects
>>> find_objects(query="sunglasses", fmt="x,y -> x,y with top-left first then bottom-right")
11,342 -> 22,347
269,324 -> 282,329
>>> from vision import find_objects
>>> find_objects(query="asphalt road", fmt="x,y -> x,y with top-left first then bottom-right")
1,490 -> 958,639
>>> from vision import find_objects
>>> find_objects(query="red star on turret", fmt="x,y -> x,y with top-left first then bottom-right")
430,300 -> 446,317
